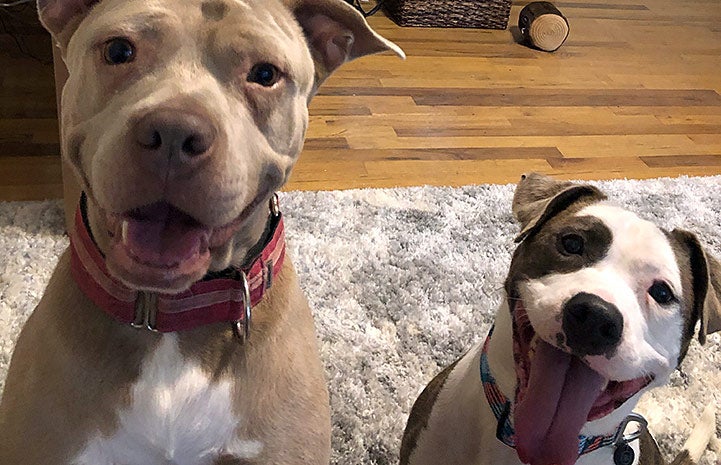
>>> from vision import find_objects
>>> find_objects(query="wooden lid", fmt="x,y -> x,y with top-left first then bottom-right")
529,13 -> 569,52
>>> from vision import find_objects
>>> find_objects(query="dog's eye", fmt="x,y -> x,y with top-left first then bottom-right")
248,63 -> 280,87
104,38 -> 135,65
648,281 -> 675,304
560,233 -> 584,255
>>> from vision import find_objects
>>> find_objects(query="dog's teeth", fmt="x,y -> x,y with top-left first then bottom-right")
121,220 -> 129,245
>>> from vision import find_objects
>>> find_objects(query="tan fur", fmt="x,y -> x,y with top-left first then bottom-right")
0,251 -> 154,463
0,254 -> 330,463
1,0 -> 402,462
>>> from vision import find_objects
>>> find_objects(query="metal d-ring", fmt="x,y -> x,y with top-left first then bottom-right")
270,193 -> 280,217
612,412 -> 648,445
232,270 -> 252,344
611,413 -> 647,465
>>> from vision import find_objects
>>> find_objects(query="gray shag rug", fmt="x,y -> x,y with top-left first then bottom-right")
1,177 -> 720,465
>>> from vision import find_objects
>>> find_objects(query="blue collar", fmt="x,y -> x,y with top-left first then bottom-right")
479,326 -> 619,456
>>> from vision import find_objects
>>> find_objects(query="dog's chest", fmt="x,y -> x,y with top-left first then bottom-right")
73,335 -> 261,465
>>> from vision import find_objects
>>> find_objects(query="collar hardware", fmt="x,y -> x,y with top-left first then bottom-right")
612,413 -> 647,465
270,192 -> 280,217
230,269 -> 252,344
612,413 -> 647,445
131,292 -> 159,332
613,442 -> 635,465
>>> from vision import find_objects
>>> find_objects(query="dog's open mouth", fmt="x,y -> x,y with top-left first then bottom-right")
105,202 -> 244,292
510,301 -> 653,465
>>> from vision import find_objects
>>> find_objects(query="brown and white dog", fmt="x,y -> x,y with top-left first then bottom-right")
0,0 -> 402,464
401,173 -> 720,465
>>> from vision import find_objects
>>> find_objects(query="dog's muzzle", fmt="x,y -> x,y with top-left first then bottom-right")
562,292 -> 623,357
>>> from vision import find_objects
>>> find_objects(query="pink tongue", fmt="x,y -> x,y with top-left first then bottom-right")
124,203 -> 210,267
514,341 -> 607,465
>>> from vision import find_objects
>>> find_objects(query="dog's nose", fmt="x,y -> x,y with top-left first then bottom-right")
562,292 -> 623,356
134,109 -> 216,159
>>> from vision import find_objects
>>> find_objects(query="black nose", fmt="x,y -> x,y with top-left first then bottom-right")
562,292 -> 623,357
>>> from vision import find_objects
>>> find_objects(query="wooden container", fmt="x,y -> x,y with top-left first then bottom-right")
519,2 -> 570,52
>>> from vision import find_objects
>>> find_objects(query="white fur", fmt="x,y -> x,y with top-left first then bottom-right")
73,335 -> 261,465
517,203 -> 684,385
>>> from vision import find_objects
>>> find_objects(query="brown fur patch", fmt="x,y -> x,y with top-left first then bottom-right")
400,359 -> 460,465
617,399 -> 698,465
512,172 -> 607,243
639,427 -> 668,465
667,231 -> 701,362
506,213 -> 613,287
667,228 -> 721,356
202,0 -> 229,21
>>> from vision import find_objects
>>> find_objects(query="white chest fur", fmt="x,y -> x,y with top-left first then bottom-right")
73,335 -> 261,465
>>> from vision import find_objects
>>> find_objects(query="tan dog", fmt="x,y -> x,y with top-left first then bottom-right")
401,174 -> 720,465
0,0 -> 402,463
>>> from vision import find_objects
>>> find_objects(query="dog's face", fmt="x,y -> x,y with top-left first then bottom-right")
505,173 -> 721,465
514,203 -> 683,386
39,0 -> 402,293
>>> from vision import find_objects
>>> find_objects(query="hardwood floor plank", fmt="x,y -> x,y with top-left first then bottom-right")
1,0 -> 721,200
0,142 -> 61,157
393,123 -> 721,137
641,155 -> 721,167
0,155 -> 62,201
303,138 -> 351,150
411,89 -> 721,108
300,147 -> 564,162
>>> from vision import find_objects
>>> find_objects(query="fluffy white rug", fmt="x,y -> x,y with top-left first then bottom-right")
1,177 -> 719,465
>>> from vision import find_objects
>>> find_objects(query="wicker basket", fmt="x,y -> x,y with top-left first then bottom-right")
383,0 -> 512,29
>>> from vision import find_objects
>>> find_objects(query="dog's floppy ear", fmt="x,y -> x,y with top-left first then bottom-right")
286,0 -> 404,90
671,229 -> 721,346
512,172 -> 606,243
37,0 -> 100,46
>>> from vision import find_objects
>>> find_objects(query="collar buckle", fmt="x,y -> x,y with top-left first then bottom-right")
231,269 -> 252,345
131,293 -> 159,332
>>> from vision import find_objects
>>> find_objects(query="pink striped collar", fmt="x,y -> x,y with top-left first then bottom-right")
69,196 -> 285,342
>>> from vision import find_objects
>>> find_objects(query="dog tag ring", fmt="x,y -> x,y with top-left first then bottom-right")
611,412 -> 647,465
613,442 -> 635,465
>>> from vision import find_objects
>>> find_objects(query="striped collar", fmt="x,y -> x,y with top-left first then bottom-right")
69,194 -> 285,343
479,325 -> 622,457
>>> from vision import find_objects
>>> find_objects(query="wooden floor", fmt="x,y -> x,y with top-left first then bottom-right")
1,0 -> 721,200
